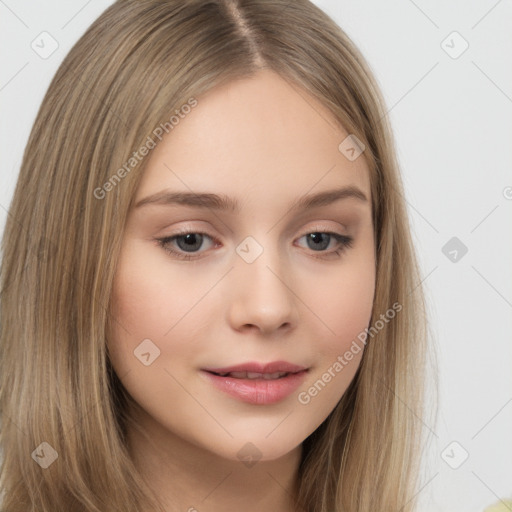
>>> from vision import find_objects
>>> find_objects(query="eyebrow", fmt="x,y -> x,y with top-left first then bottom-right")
134,185 -> 368,212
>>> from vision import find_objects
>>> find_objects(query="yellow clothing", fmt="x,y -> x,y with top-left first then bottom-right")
484,500 -> 512,512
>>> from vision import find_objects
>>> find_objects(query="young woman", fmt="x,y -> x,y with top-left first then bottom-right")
0,1 -> 436,511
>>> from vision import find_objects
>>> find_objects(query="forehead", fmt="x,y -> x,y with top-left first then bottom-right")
134,69 -> 371,208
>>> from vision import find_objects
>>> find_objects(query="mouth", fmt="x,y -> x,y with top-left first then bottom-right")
200,362 -> 309,405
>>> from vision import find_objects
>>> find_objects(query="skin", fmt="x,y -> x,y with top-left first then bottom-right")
107,68 -> 376,512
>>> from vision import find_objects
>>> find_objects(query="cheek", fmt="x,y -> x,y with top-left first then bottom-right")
305,257 -> 375,354
108,246 -> 173,371
293,262 -> 374,422
109,242 -> 207,339
107,242 -> 219,380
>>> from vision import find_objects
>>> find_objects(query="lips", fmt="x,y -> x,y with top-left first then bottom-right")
200,361 -> 309,405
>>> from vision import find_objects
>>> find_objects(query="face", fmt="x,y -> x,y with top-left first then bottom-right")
107,69 -> 375,463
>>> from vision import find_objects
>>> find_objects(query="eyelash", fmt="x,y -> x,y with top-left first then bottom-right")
155,228 -> 354,261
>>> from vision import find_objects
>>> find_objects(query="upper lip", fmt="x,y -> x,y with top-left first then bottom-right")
202,361 -> 308,374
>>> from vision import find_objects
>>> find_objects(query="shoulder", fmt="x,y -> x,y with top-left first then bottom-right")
483,500 -> 512,512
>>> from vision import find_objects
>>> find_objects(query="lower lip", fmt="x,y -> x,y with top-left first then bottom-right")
200,370 -> 308,405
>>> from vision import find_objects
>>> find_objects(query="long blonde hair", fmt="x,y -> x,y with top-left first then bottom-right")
0,0 -> 437,510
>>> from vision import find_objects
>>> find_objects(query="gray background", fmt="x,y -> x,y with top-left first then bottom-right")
1,1 -> 511,511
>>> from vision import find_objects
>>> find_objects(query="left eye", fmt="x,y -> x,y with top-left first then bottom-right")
156,230 -> 353,260
297,232 -> 350,252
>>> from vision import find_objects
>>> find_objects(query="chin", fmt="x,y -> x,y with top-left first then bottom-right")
208,434 -> 303,465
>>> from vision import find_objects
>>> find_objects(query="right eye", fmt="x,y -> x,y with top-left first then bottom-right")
155,231 -> 219,260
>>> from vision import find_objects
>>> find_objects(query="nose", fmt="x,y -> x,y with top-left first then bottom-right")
226,244 -> 299,336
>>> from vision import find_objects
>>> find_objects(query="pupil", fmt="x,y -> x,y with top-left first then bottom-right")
178,233 -> 202,252
308,232 -> 329,251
